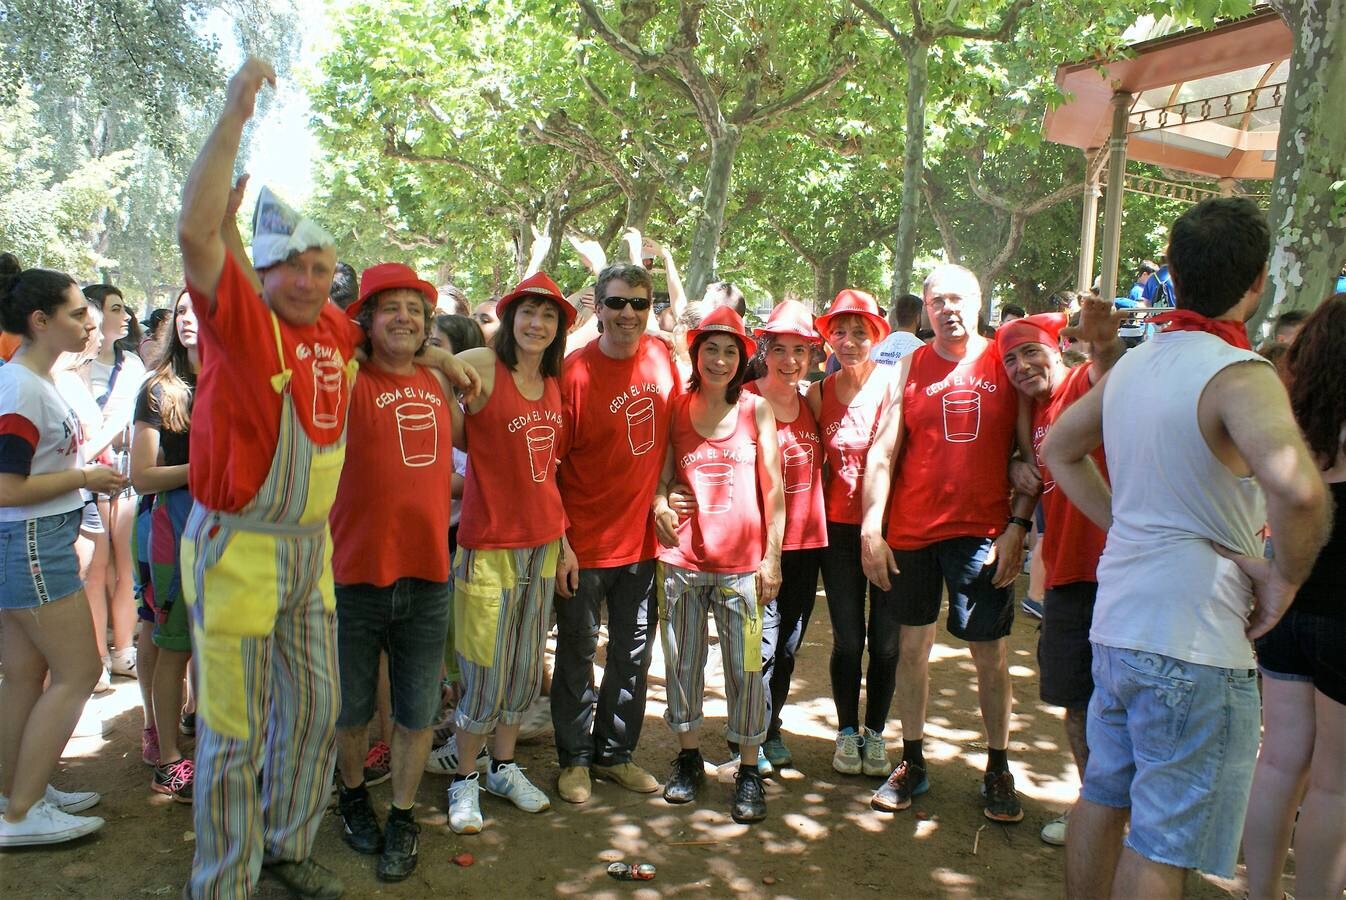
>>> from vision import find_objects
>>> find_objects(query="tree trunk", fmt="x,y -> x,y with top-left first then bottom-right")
684,127 -> 743,304
1249,1 -> 1346,340
811,260 -> 829,310
890,41 -> 929,302
827,255 -> 851,306
625,186 -> 656,233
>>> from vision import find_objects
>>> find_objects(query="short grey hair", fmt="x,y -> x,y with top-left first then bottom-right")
922,264 -> 981,303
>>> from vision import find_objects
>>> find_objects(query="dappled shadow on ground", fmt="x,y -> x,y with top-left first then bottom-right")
1,576 -> 1258,898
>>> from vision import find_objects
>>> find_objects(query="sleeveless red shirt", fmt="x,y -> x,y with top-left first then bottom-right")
659,393 -> 764,573
747,381 -> 827,551
458,358 -> 566,550
818,373 -> 884,525
331,362 -> 454,586
886,342 -> 1016,549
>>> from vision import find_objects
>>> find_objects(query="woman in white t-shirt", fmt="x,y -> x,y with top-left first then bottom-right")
82,285 -> 146,682
0,254 -> 127,847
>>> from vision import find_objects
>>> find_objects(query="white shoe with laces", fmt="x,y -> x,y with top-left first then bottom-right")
832,729 -> 863,775
1040,811 -> 1069,846
424,735 -> 489,775
0,784 -> 101,815
861,726 -> 891,777
447,773 -> 483,834
485,762 -> 550,812
0,799 -> 105,846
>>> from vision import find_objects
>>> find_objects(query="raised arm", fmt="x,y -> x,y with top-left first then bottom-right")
177,58 -> 275,306
1060,293 -> 1126,384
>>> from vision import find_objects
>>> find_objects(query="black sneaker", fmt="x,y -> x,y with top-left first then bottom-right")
376,814 -> 419,882
982,770 -> 1024,823
871,760 -> 929,812
262,859 -> 344,899
337,786 -> 383,854
662,750 -> 704,804
731,769 -> 766,824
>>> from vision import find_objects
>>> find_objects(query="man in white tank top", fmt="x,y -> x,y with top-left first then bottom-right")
1043,197 -> 1329,897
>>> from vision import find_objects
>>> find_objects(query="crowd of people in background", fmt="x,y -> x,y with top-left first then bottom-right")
0,58 -> 1343,900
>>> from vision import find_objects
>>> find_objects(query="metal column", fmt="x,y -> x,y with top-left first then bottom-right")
1078,150 -> 1102,292
1098,92 -> 1131,301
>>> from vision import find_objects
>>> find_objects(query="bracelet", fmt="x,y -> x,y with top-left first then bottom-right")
80,468 -> 88,488
1007,515 -> 1032,531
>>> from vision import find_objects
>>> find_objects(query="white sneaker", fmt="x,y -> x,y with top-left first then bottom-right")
832,729 -> 863,775
109,647 -> 136,678
0,800 -> 105,846
1040,811 -> 1069,846
447,773 -> 483,834
424,735 -> 489,775
861,727 -> 890,777
0,785 -> 101,816
484,762 -> 550,813
515,697 -> 552,742
93,658 -> 112,695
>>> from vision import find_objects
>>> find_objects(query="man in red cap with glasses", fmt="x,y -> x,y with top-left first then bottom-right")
327,263 -> 457,882
995,297 -> 1124,847
861,264 -> 1038,823
550,263 -> 681,803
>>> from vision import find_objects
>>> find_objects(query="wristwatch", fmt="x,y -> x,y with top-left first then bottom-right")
1007,515 -> 1033,531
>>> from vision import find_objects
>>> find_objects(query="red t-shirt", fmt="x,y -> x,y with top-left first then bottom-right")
818,374 -> 883,525
747,381 -> 827,551
330,362 -> 454,586
457,358 -> 567,550
1033,363 -> 1109,588
886,343 -> 1017,549
558,336 -> 681,568
659,393 -> 764,574
187,255 -> 361,513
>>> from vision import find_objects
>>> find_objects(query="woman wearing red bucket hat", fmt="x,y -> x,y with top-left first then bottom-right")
803,287 -> 900,779
442,271 -> 573,835
736,300 -> 828,772
651,304 -> 785,824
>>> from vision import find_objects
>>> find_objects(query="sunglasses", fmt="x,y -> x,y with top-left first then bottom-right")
602,295 -> 652,311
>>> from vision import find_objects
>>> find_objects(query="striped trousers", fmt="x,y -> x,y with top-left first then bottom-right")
183,508 -> 338,899
659,564 -> 768,745
453,542 -> 558,735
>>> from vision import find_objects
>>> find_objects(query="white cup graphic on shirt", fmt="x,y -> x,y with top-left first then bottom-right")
694,462 -> 734,514
311,359 -> 344,429
625,397 -> 656,456
782,444 -> 813,494
526,426 -> 556,483
942,390 -> 981,443
836,429 -> 868,477
394,402 -> 437,467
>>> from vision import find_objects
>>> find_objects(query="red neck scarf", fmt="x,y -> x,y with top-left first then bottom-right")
1151,309 -> 1252,350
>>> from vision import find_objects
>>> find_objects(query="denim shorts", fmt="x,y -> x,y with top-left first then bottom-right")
890,536 -> 1014,641
335,577 -> 452,730
1082,643 -> 1259,877
0,509 -> 83,609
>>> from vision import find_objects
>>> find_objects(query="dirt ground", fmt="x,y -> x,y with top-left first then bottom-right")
3,575 -> 1279,899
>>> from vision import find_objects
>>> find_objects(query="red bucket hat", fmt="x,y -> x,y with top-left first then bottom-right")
687,304 -> 755,358
754,299 -> 821,342
996,312 -> 1068,357
814,288 -> 890,346
348,263 -> 437,320
495,271 -> 576,330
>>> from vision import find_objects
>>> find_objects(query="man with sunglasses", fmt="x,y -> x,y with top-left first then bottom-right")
551,263 -> 682,803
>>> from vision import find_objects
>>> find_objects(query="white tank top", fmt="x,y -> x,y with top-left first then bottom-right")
1093,330 -> 1268,669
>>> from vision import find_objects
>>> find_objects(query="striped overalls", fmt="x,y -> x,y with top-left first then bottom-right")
181,313 -> 351,899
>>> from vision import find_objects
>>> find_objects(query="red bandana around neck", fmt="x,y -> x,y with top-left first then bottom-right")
1150,309 -> 1252,350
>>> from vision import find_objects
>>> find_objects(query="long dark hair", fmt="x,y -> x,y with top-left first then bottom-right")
1285,293 -> 1346,468
437,314 -> 484,353
142,290 -> 195,433
0,252 -> 76,336
492,298 -> 566,377
686,331 -> 748,402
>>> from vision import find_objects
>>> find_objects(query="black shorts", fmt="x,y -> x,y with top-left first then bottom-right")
1038,581 -> 1097,707
1255,607 -> 1346,707
890,536 -> 1014,642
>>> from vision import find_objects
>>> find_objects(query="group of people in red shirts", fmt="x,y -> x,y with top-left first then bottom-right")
3,58 -> 1343,900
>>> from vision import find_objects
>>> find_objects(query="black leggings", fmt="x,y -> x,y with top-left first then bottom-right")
819,522 -> 901,733
761,548 -> 823,740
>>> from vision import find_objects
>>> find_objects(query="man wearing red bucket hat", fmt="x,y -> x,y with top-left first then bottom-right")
328,263 -> 456,881
861,264 -> 1037,823
995,298 -> 1124,846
